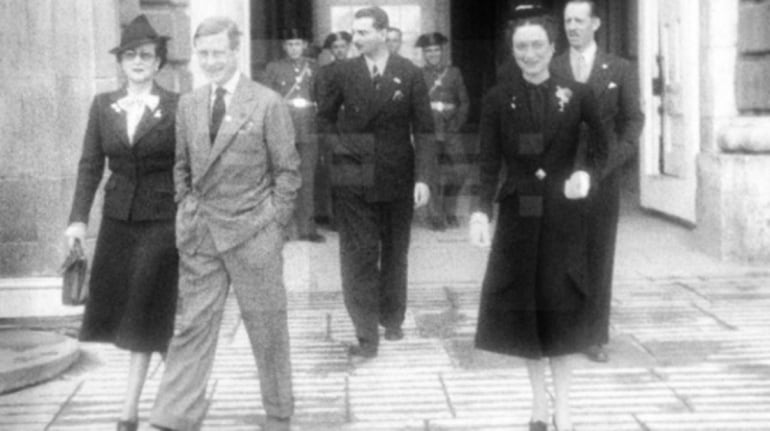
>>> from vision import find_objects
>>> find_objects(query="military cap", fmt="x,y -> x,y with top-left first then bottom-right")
415,32 -> 449,48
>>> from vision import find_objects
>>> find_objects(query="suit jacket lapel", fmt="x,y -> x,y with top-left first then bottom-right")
353,56 -> 377,120
588,50 -> 613,99
369,56 -> 398,116
542,81 -> 561,152
131,84 -> 167,146
106,88 -> 131,149
204,75 -> 255,174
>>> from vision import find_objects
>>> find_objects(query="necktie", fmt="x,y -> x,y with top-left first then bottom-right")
575,54 -> 589,83
210,87 -> 227,144
371,64 -> 381,90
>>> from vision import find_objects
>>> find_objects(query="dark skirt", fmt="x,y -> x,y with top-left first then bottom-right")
474,194 -> 599,359
79,216 -> 178,353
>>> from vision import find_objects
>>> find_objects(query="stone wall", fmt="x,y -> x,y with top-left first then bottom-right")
736,0 -> 770,113
0,0 -> 120,275
696,0 -> 770,262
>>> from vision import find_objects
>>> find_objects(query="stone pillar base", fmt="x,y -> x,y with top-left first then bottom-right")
696,152 -> 770,262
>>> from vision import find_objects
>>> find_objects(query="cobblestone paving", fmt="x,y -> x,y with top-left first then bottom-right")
3,211 -> 770,430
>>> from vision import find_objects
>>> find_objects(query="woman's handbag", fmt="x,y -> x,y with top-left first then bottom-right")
60,240 -> 89,306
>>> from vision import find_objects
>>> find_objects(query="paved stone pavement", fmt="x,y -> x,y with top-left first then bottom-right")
2,207 -> 770,431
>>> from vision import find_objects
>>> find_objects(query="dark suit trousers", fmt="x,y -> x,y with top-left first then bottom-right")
586,171 -> 621,344
333,189 -> 414,346
151,222 -> 293,430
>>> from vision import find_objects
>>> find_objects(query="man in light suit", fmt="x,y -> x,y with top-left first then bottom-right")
150,17 -> 300,431
551,0 -> 645,363
316,6 -> 435,358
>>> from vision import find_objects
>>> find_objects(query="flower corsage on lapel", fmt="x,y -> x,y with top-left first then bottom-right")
555,86 -> 573,113
510,95 -> 517,110
392,76 -> 404,101
110,102 -> 123,114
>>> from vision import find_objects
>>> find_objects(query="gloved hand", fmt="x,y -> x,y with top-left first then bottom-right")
414,182 -> 430,208
468,212 -> 491,248
564,170 -> 591,200
64,222 -> 87,249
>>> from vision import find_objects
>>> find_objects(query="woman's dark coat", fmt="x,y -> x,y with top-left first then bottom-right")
473,72 -> 608,358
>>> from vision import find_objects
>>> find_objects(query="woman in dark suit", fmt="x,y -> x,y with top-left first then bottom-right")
64,15 -> 179,431
468,6 -> 607,431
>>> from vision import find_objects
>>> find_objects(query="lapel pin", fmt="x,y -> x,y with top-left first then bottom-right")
510,96 -> 517,110
535,168 -> 547,180
393,77 -> 402,84
224,115 -> 232,123
602,63 -> 608,70
608,82 -> 617,89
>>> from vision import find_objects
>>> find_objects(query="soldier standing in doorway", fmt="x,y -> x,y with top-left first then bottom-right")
416,32 -> 470,230
265,27 -> 325,242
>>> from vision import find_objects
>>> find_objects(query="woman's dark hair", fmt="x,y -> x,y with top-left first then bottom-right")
116,39 -> 169,69
509,13 -> 558,45
323,31 -> 352,50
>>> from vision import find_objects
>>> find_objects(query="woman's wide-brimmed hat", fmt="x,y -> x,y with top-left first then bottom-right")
110,14 -> 170,55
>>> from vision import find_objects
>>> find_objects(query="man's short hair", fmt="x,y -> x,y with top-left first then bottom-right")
354,7 -> 390,30
194,16 -> 242,49
566,0 -> 599,18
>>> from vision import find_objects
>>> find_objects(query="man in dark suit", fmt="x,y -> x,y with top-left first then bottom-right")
551,0 -> 645,363
316,6 -> 435,358
150,16 -> 300,431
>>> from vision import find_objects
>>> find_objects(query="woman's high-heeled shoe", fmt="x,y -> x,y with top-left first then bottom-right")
117,419 -> 138,431
529,420 -> 547,431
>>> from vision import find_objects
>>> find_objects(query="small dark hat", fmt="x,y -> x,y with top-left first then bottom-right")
280,27 -> 311,41
415,32 -> 448,48
510,3 -> 549,20
323,31 -> 352,49
110,14 -> 169,55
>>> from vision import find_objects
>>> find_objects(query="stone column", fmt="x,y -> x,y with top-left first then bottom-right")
0,0 -> 120,275
696,0 -> 770,262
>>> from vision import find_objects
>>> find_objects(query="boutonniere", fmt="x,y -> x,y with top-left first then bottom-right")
153,109 -> 162,119
608,81 -> 618,90
510,96 -> 517,110
555,86 -> 573,112
393,77 -> 402,85
392,89 -> 405,101
110,102 -> 122,114
601,63 -> 608,70
224,115 -> 233,123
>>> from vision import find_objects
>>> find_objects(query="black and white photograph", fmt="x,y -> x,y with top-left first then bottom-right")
1,1 -> 769,430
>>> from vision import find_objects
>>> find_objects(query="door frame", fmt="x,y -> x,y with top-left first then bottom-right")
637,0 -> 700,224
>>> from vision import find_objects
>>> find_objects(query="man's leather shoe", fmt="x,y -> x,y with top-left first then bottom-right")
584,344 -> 609,363
117,420 -> 138,431
348,343 -> 377,358
528,420 -> 547,431
384,327 -> 403,341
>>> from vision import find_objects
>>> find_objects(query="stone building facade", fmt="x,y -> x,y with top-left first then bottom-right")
0,0 -> 769,277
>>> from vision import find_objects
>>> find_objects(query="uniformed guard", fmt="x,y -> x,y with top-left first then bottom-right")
416,32 -> 470,230
265,27 -> 324,242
